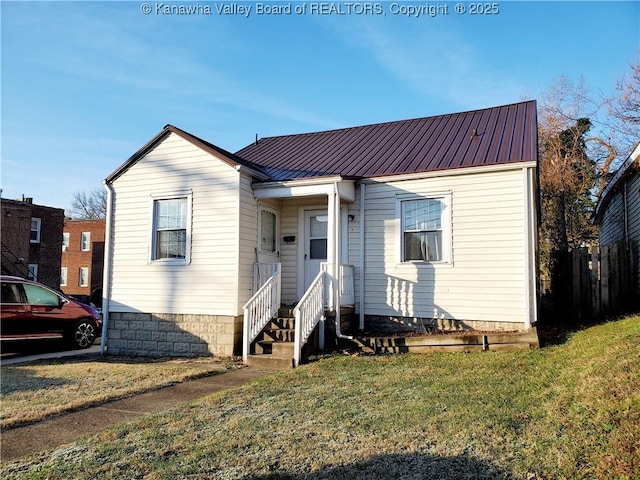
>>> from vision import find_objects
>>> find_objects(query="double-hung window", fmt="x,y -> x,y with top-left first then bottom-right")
81,232 -> 91,251
30,218 -> 41,244
151,193 -> 192,264
400,194 -> 451,264
79,267 -> 89,287
27,264 -> 38,281
259,208 -> 277,254
62,233 -> 70,251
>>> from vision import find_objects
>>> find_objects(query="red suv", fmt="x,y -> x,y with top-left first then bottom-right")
1,276 -> 102,349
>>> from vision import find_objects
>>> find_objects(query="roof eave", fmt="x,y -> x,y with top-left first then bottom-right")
594,142 -> 640,222
360,160 -> 537,184
105,124 -> 268,184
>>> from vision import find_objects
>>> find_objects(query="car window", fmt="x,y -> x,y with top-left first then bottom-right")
1,282 -> 23,304
22,284 -> 60,306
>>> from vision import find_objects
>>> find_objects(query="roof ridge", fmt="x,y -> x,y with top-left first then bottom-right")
253,100 -> 537,143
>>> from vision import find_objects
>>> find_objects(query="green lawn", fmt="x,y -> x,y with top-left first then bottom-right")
2,315 -> 639,480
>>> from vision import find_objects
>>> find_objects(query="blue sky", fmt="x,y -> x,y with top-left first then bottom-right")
1,1 -> 638,212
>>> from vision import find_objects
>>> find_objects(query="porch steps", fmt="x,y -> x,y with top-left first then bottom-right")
353,328 -> 540,354
246,308 -> 298,370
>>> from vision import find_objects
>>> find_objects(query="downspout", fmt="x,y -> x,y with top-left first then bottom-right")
100,180 -> 114,355
623,180 -> 629,246
359,182 -> 365,330
333,182 -> 353,340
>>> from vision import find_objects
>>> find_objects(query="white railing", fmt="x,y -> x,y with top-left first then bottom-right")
253,262 -> 280,293
294,270 -> 325,367
243,263 -> 281,362
321,263 -> 355,307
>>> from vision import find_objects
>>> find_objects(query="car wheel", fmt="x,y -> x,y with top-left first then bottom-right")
70,319 -> 96,349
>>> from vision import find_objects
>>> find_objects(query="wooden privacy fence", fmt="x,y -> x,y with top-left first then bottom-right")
566,240 -> 639,321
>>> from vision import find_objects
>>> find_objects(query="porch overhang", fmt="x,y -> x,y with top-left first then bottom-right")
253,175 -> 356,202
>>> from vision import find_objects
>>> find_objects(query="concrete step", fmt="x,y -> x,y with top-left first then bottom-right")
256,340 -> 295,357
261,328 -> 295,342
269,317 -> 295,330
278,307 -> 296,318
246,354 -> 294,370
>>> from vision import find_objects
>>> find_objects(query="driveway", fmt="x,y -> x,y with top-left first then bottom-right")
0,344 -> 102,365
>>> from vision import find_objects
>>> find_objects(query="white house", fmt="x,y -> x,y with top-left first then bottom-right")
101,101 -> 539,364
594,142 -> 640,300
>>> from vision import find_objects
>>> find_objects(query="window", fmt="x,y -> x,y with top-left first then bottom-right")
79,267 -> 89,287
61,267 -> 68,287
23,283 -> 60,306
62,233 -> 70,251
260,208 -> 277,254
151,193 -> 191,263
81,232 -> 91,251
30,218 -> 41,243
400,195 -> 451,264
27,264 -> 38,282
309,214 -> 328,260
1,282 -> 22,304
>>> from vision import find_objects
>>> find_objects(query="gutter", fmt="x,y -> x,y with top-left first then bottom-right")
359,183 -> 365,330
100,180 -> 114,355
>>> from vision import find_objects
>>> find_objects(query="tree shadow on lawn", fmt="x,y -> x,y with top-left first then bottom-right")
242,452 -> 522,480
0,366 -> 74,395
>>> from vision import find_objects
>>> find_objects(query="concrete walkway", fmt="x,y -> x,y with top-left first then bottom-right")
1,367 -> 271,462
1,344 -> 102,365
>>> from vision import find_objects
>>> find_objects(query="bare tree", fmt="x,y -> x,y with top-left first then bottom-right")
69,188 -> 107,219
604,60 -> 640,158
539,77 -> 599,248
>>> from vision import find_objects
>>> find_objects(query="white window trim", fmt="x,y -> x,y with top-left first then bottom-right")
30,218 -> 41,244
396,192 -> 453,267
61,267 -> 68,287
62,232 -> 70,251
258,204 -> 279,255
79,267 -> 89,287
81,232 -> 91,251
27,264 -> 38,281
149,191 -> 193,265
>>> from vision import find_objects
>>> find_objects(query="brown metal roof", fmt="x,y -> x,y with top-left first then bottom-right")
236,101 -> 538,180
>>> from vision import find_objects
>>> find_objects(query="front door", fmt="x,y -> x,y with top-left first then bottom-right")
303,210 -> 328,291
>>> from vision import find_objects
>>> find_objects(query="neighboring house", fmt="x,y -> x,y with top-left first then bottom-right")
102,101 -> 539,361
594,142 -> 640,296
1,197 -> 65,289
61,218 -> 106,305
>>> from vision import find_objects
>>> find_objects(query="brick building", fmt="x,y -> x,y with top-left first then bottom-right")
1,197 -> 65,289
61,218 -> 105,305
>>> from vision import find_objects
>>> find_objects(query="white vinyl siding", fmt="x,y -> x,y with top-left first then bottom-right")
279,197 -> 327,305
598,167 -> 640,289
359,167 -> 531,325
598,191 -> 624,245
237,175 -> 282,312
109,133 -> 242,316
